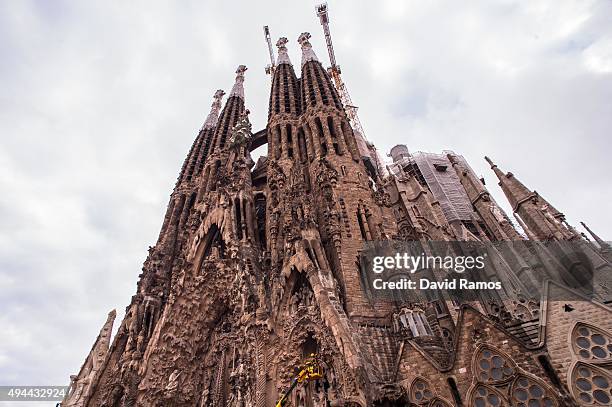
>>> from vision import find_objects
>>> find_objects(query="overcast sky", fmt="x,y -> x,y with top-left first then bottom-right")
1,0 -> 611,394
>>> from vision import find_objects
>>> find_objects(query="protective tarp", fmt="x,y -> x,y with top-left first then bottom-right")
412,152 -> 476,222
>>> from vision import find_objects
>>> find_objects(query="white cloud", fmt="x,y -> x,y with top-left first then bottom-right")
0,0 -> 610,389
583,36 -> 612,73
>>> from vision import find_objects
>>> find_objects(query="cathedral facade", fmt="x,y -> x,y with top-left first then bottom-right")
62,31 -> 612,407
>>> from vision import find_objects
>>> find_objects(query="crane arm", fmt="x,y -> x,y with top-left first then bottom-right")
263,25 -> 276,76
275,354 -> 323,407
315,3 -> 366,138
316,3 -> 337,70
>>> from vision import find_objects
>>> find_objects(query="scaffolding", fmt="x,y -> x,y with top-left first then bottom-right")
389,151 -> 477,223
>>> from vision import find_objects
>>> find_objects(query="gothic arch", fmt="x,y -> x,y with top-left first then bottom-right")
428,397 -> 452,407
569,321 -> 612,363
466,383 -> 508,407
471,344 -> 517,385
286,315 -> 320,343
509,373 -> 558,407
409,376 -> 434,405
197,224 -> 226,264
567,361 -> 612,405
188,205 -> 229,263
281,267 -> 316,313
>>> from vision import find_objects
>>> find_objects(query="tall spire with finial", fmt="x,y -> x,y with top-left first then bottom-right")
178,89 -> 227,183
485,156 -> 563,217
448,154 -> 522,240
202,89 -> 225,130
229,65 -> 247,100
484,156 -> 508,184
61,310 -> 116,407
581,222 -> 611,251
267,36 -> 301,162
268,37 -> 300,120
276,37 -> 292,66
212,65 -> 247,151
298,32 -> 318,66
485,156 -> 574,240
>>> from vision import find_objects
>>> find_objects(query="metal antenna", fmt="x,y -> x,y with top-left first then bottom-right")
263,25 -> 276,76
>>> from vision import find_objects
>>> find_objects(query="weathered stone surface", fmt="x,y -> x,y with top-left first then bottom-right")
63,35 -> 611,407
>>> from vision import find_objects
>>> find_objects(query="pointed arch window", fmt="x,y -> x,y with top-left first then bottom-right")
305,65 -> 316,107
473,346 -> 516,384
328,116 -> 341,155
275,124 -> 282,159
234,197 -> 243,240
201,224 -> 225,261
469,384 -> 508,407
283,67 -> 291,113
356,205 -> 369,240
428,398 -> 452,407
274,71 -> 281,114
254,193 -> 266,249
313,66 -> 329,105
510,375 -> 557,407
286,124 -> 294,158
569,362 -> 612,405
571,323 -> 612,362
410,377 -> 433,404
314,117 -> 326,157
297,127 -> 308,163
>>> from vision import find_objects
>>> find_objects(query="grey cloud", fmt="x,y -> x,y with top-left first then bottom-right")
0,0 -> 610,392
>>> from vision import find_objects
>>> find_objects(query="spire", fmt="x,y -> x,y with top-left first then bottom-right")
298,31 -> 344,113
485,156 -> 563,217
484,156 -> 506,181
298,32 -> 318,66
276,37 -> 292,66
62,310 -> 116,407
95,310 -> 116,366
514,213 -> 537,240
581,222 -> 611,249
229,65 -> 247,100
202,89 -> 225,130
268,38 -> 301,119
485,156 -> 536,211
448,154 -> 522,240
212,66 -> 247,151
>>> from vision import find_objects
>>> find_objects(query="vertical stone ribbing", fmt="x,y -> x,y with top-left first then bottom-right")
267,37 -> 301,166
211,66 -> 247,154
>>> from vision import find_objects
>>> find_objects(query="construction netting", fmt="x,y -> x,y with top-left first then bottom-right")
411,151 -> 476,222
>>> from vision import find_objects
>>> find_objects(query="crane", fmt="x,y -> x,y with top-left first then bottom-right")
315,3 -> 385,178
263,25 -> 276,77
275,353 -> 323,407
315,3 -> 364,140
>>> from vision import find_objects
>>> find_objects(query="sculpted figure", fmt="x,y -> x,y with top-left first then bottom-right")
164,370 -> 181,396
489,202 -> 508,225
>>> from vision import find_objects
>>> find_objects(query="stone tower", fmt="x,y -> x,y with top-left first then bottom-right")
63,31 -> 612,407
